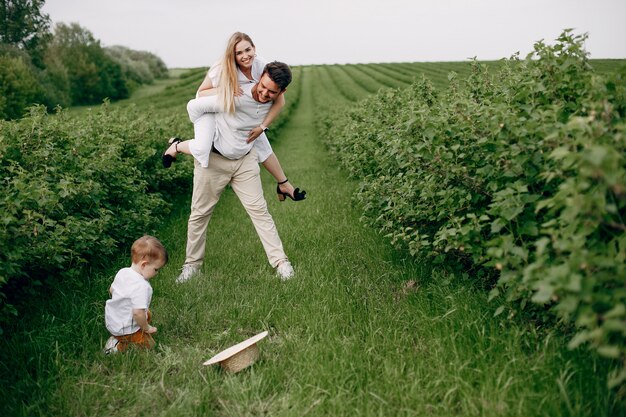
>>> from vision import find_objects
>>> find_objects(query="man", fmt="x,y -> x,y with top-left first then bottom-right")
177,61 -> 295,283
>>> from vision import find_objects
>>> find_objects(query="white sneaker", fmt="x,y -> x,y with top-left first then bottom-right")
176,263 -> 201,283
103,336 -> 119,354
276,261 -> 294,280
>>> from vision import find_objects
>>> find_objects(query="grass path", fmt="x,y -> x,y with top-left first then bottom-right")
1,66 -> 621,416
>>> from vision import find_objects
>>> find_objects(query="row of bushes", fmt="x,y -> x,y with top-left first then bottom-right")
0,22 -> 168,120
0,102 -> 193,328
319,31 -> 626,391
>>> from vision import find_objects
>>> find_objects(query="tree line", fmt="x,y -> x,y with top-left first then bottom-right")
0,0 -> 168,120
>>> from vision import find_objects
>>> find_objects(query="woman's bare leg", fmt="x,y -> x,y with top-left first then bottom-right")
262,153 -> 296,198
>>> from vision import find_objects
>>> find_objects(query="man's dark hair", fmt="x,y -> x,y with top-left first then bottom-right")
263,61 -> 292,90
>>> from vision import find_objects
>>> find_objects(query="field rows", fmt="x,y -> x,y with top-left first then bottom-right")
118,59 -> 624,120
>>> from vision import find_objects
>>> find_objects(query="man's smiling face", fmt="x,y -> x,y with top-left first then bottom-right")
254,74 -> 283,103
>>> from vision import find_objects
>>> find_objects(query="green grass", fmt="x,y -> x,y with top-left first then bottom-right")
1,62 -> 625,416
127,77 -> 184,100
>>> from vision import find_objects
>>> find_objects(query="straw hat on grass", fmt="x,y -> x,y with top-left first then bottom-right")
203,331 -> 269,373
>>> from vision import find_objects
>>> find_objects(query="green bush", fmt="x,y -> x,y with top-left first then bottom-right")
0,103 -> 192,328
320,31 -> 626,392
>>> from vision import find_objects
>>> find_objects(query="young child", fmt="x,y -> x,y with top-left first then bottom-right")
104,235 -> 168,354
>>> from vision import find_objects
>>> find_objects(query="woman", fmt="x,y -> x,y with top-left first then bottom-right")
163,32 -> 305,201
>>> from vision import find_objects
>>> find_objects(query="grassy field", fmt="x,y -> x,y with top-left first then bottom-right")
1,60 -> 625,416
126,68 -> 197,100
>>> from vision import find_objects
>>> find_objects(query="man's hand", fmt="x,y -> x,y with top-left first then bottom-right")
144,325 -> 157,334
247,126 -> 264,143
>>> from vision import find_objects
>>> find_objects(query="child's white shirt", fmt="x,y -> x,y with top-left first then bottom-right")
105,267 -> 152,336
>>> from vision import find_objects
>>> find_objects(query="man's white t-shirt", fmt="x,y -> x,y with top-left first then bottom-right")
213,83 -> 273,160
105,267 -> 152,336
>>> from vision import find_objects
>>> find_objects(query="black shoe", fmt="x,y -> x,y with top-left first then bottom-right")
277,184 -> 307,201
162,137 -> 181,168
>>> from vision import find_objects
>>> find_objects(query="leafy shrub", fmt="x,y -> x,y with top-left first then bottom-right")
320,31 -> 626,392
0,102 -> 192,328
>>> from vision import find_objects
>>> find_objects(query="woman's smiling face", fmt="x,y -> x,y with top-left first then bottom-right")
235,40 -> 255,70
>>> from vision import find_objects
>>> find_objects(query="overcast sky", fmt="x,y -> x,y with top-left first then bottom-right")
42,0 -> 626,69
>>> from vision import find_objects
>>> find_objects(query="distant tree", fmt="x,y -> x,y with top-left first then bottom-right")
105,45 -> 169,92
0,54 -> 43,119
0,10 -> 168,116
48,22 -> 128,104
106,45 -> 155,89
40,49 -> 71,108
130,49 -> 168,78
0,0 -> 51,67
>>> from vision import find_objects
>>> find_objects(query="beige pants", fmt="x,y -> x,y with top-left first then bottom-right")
185,149 -> 287,268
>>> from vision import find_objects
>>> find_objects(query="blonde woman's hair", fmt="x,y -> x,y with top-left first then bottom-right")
131,235 -> 168,265
219,32 -> 255,114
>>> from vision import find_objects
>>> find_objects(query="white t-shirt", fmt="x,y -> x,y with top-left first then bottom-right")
105,267 -> 152,336
213,83 -> 273,159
